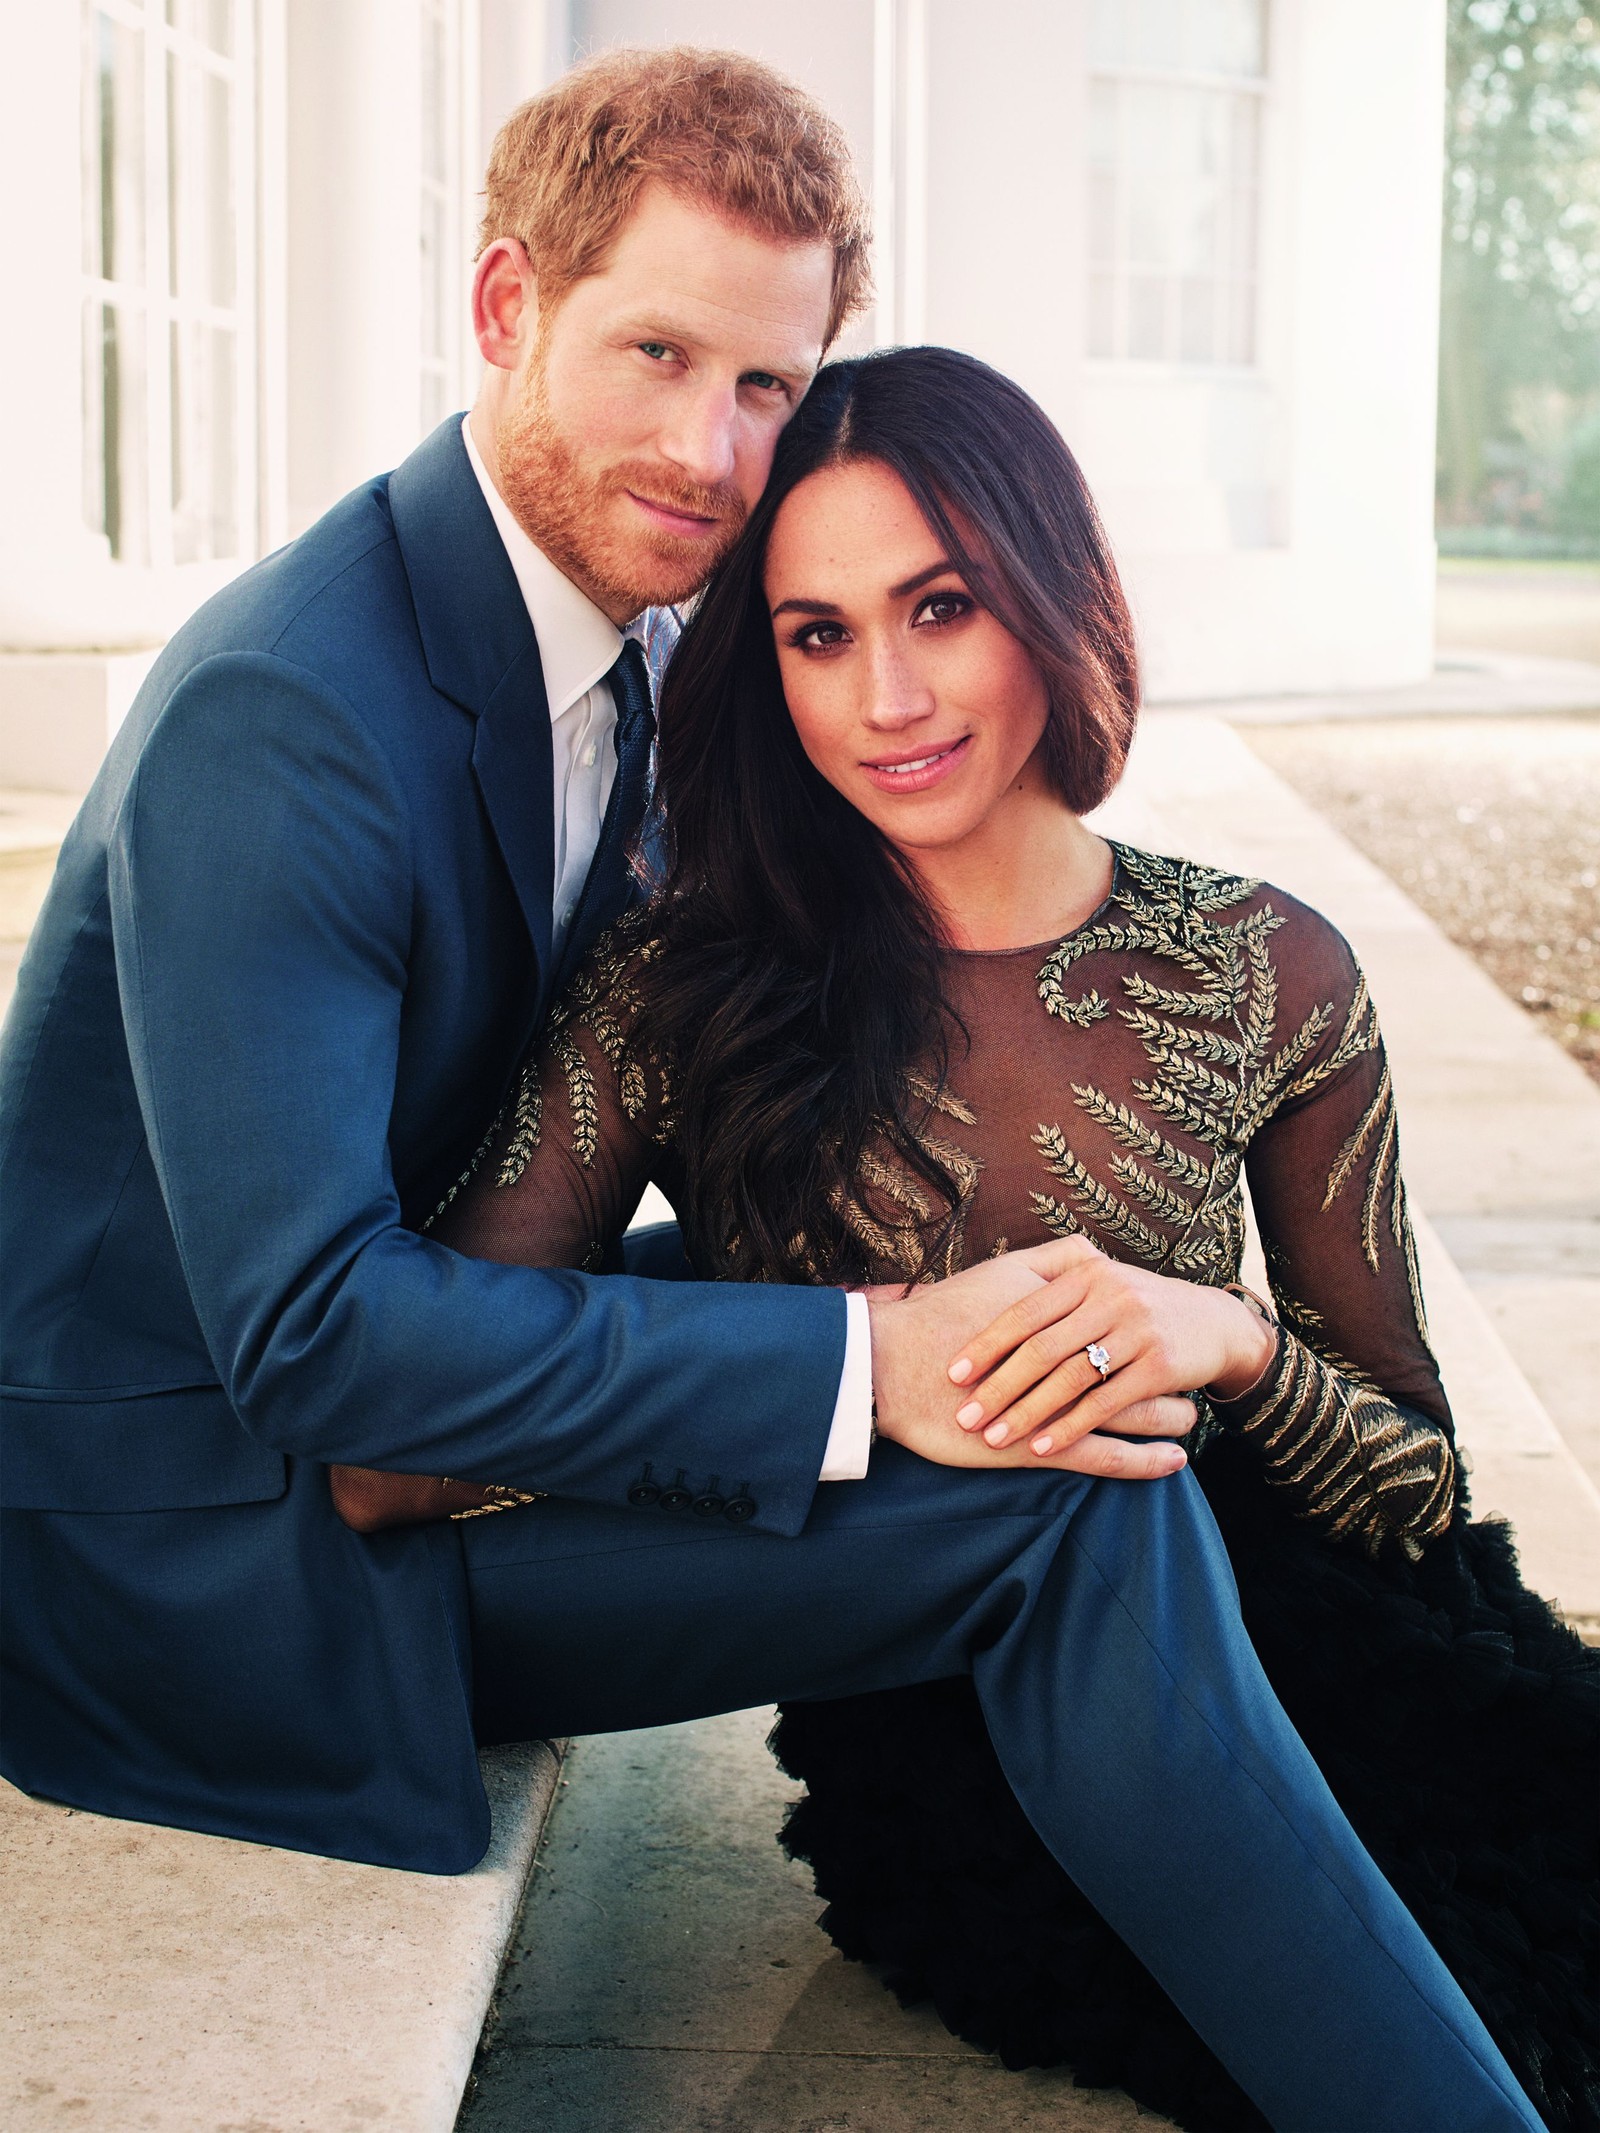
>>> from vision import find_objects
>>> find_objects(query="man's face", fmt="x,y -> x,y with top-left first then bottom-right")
490,185 -> 834,622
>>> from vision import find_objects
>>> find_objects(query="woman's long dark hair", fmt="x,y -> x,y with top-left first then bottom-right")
645,345 -> 1139,1284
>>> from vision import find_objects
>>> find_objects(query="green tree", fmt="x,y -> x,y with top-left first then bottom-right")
1438,0 -> 1600,532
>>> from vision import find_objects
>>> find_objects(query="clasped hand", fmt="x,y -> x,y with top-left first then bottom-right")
865,1235 -> 1276,1481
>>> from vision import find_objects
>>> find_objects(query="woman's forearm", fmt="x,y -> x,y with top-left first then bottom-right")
1210,1330 -> 1456,1558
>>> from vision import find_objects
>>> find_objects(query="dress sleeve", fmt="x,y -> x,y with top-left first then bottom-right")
429,915 -> 680,1272
1220,923 -> 1457,1559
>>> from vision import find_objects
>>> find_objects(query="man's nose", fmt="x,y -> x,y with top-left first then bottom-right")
656,383 -> 739,492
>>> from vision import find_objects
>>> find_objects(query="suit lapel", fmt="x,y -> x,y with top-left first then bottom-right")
388,419 -> 557,996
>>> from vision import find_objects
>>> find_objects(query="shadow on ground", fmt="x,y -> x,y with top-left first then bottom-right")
459,1707 -> 1160,2133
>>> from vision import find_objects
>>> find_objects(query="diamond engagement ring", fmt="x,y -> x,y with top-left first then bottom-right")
1085,1341 -> 1112,1381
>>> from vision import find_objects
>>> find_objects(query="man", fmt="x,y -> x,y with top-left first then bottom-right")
0,48 -> 1539,2131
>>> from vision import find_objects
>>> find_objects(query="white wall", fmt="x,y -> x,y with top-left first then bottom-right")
0,0 -> 1447,791
570,0 -> 1445,702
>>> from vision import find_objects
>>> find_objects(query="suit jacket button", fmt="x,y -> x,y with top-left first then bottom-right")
723,1496 -> 756,1524
627,1482 -> 660,1506
658,1486 -> 692,1510
691,1493 -> 725,1518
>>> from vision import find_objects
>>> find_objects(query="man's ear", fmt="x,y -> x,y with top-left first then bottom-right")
473,238 -> 538,372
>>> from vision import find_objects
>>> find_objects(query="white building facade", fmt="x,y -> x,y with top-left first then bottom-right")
0,0 -> 1445,791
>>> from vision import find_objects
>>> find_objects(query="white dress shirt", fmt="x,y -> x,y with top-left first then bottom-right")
461,418 -> 873,1480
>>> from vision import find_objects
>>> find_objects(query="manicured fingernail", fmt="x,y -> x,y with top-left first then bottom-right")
956,1401 -> 983,1428
948,1356 -> 973,1383
1031,1436 -> 1053,1456
983,1420 -> 1009,1446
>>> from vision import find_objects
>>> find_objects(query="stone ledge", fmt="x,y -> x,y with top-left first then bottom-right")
0,1741 -> 563,2133
0,653 -> 157,793
0,789 -> 82,942
1168,647 -> 1600,723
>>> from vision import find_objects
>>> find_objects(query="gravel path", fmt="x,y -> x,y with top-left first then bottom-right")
1243,716 -> 1600,1084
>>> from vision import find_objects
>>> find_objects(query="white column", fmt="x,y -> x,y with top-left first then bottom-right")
284,0 -> 428,534
479,0 -> 571,158
1278,0 -> 1445,686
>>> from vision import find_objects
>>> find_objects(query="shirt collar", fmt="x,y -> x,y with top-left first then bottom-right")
461,414 -> 627,721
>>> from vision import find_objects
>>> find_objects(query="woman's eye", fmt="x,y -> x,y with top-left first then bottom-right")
915,591 -> 972,627
791,621 -> 849,651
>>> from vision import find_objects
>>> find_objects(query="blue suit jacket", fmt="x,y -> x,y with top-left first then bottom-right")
0,418 -> 843,1871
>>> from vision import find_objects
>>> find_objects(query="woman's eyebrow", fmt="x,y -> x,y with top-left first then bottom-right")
888,560 -> 961,598
769,596 -> 845,619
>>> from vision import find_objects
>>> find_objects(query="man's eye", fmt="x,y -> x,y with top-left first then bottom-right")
639,342 -> 674,361
743,371 -> 786,394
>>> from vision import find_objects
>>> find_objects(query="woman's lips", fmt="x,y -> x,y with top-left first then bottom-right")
861,735 -> 973,795
627,490 -> 721,539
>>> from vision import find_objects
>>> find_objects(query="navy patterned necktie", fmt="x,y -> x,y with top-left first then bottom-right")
555,635 -> 656,986
607,635 -> 657,835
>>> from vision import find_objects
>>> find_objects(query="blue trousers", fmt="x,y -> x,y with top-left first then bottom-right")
463,1444 -> 1540,2133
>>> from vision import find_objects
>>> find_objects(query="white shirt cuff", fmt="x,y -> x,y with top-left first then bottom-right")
819,1291 -> 874,1480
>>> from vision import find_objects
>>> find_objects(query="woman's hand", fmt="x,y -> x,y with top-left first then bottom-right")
866,1252 -> 1197,1480
946,1235 -> 1277,1457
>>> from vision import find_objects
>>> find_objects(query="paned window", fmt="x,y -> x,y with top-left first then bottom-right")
1088,0 -> 1267,367
81,0 -> 255,565
420,0 -> 463,433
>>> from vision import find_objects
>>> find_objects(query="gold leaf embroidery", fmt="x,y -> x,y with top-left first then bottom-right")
495,1065 -> 544,1188
554,1029 -> 598,1168
1070,1087 -> 1214,1192
1040,979 -> 1111,1028
1032,1124 -> 1166,1262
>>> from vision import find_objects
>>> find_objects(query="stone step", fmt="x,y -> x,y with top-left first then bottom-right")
0,1744 -> 563,2133
462,1709 -> 1163,2132
0,789 -> 80,945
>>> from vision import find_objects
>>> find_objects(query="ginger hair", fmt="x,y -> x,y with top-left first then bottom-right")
478,46 -> 873,346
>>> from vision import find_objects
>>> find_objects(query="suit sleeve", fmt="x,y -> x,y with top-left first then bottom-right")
435,930 -> 879,1485
108,651 -> 842,1535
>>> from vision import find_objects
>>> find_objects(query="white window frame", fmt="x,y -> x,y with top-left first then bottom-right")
1087,2 -> 1269,374
420,0 -> 473,435
80,0 -> 258,567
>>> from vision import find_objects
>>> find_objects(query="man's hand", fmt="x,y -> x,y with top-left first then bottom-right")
867,1254 -> 1194,1480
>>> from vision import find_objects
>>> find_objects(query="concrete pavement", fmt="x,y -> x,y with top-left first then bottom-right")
459,1710 -> 1162,2133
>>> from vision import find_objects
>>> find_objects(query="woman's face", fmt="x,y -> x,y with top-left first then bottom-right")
763,458 -> 1054,856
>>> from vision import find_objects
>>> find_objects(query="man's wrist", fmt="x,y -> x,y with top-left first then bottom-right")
818,1290 -> 875,1480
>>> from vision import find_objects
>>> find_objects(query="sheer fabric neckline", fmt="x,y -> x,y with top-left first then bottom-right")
940,848 -> 1123,961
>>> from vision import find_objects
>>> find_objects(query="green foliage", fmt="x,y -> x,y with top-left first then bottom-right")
1438,0 -> 1600,538
1556,409 -> 1600,531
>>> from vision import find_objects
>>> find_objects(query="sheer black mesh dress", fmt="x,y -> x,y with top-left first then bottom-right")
437,844 -> 1599,2133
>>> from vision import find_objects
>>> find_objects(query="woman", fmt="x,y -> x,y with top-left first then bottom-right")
408,348 -> 1597,2130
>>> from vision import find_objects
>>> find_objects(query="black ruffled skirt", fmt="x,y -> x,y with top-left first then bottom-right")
771,1438 -> 1599,2132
